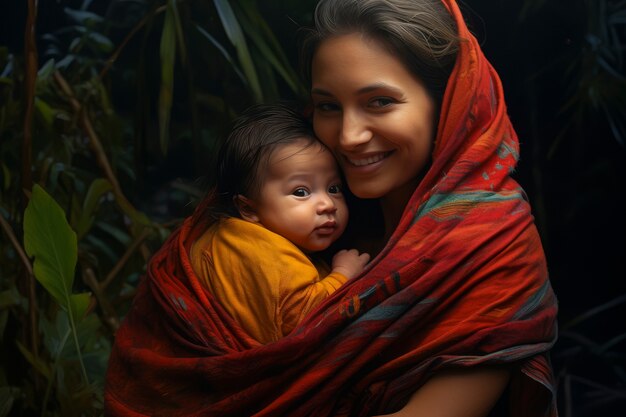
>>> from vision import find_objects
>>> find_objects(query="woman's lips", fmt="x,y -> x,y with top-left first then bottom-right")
343,151 -> 392,167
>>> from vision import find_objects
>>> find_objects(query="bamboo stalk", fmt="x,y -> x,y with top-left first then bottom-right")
53,71 -> 123,195
0,215 -> 33,277
23,0 -> 39,367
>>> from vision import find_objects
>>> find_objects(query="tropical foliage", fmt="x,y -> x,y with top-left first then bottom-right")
0,0 -> 624,416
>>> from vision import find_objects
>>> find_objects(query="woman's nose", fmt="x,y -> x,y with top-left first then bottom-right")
339,111 -> 371,150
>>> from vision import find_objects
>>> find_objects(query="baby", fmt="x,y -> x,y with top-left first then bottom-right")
190,103 -> 369,344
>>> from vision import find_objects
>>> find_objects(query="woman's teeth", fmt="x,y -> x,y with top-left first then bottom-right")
348,153 -> 387,166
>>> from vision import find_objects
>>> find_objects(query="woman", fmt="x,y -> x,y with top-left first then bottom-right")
104,0 -> 557,416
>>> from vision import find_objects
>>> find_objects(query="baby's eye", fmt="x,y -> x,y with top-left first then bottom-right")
292,188 -> 310,197
328,184 -> 342,194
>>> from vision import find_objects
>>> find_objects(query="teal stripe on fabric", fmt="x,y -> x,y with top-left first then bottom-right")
379,298 -> 438,338
413,190 -> 525,223
356,305 -> 408,323
498,140 -> 519,161
513,279 -> 552,320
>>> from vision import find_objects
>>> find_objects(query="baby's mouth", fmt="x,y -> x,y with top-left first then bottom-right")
315,221 -> 337,234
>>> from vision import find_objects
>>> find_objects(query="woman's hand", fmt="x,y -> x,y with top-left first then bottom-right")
373,366 -> 511,417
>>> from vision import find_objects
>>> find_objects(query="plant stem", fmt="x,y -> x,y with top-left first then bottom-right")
23,0 -> 40,373
66,295 -> 90,386
102,228 -> 151,290
41,328 -> 71,417
0,214 -> 33,277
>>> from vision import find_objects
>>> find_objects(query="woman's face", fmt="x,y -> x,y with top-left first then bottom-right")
311,33 -> 436,205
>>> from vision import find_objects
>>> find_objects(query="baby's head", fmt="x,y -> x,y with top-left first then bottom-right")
214,103 -> 348,252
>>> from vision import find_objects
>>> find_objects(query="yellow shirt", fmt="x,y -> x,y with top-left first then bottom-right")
190,217 -> 347,344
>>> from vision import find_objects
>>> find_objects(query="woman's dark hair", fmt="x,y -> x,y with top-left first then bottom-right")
209,102 -> 318,219
300,0 -> 459,105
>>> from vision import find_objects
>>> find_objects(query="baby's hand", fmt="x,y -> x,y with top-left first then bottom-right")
331,249 -> 370,279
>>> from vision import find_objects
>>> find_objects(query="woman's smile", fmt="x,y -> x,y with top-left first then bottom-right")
344,151 -> 392,167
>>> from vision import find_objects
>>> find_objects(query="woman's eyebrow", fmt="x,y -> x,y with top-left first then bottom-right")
311,87 -> 333,96
357,83 -> 402,95
311,83 -> 402,96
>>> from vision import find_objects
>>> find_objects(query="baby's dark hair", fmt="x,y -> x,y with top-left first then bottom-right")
210,102 -> 318,219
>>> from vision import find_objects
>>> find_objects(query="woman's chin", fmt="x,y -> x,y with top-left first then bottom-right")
347,184 -> 385,200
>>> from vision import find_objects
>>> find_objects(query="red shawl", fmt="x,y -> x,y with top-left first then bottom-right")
104,1 -> 558,415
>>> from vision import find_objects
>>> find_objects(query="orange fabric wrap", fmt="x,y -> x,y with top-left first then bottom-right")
190,217 -> 347,344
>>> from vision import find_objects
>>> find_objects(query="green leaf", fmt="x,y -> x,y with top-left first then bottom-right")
63,7 -> 104,26
158,0 -> 177,155
23,184 -> 77,312
76,178 -> 113,240
70,293 -> 91,322
195,24 -> 246,83
87,32 -> 114,53
213,0 -> 262,102
237,1 -> 302,95
34,97 -> 56,127
37,58 -> 56,78
171,0 -> 187,64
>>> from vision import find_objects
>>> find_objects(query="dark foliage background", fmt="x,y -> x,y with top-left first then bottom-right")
0,0 -> 624,415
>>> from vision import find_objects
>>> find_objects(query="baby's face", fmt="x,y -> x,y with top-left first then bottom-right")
250,140 -> 348,252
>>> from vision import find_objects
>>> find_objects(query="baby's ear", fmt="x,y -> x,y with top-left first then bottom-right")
233,195 -> 260,223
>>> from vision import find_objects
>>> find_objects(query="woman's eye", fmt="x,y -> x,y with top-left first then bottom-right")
328,184 -> 342,194
315,102 -> 340,112
369,97 -> 395,108
292,188 -> 310,197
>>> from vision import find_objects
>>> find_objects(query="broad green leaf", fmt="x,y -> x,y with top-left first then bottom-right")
23,184 -> 77,312
158,0 -> 177,155
213,0 -> 262,102
70,293 -> 91,322
76,178 -> 113,239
